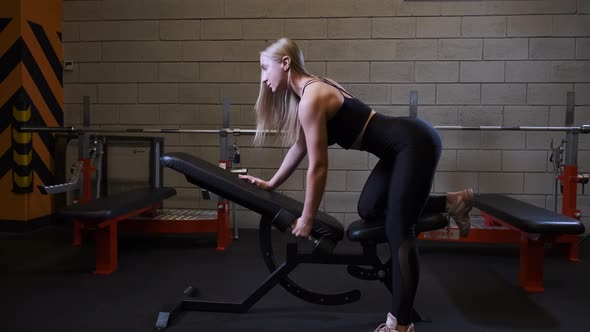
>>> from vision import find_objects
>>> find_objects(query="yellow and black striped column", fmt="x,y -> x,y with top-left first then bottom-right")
0,0 -> 62,230
12,92 -> 33,193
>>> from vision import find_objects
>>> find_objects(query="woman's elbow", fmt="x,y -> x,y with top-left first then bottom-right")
295,139 -> 307,154
308,162 -> 328,175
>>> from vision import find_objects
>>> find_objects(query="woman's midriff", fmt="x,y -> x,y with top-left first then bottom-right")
349,110 -> 376,150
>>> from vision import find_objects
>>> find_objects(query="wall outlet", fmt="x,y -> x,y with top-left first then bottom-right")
64,60 -> 75,71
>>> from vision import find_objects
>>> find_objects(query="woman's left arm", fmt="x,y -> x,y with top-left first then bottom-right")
292,97 -> 329,238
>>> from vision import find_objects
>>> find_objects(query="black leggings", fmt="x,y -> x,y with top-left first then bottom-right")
358,114 -> 442,325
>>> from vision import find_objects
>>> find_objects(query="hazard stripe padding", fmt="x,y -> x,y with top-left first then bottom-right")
12,143 -> 31,154
0,36 -> 21,85
39,133 -> 54,161
2,90 -> 58,162
0,106 -> 10,134
3,91 -> 57,158
0,18 -> 11,33
22,68 -> 58,127
0,63 -> 20,109
32,151 -> 53,186
0,150 -> 10,179
6,150 -> 54,187
13,150 -> 32,166
1,92 -> 55,187
11,94 -> 32,194
0,88 -> 26,134
0,121 -> 9,155
30,111 -> 54,156
23,22 -> 63,109
21,40 -> 63,126
13,130 -> 32,145
0,19 -> 60,189
32,133 -> 53,175
13,164 -> 31,175
10,138 -> 50,188
1,38 -> 63,126
28,21 -> 62,86
12,105 -> 31,122
12,128 -> 32,145
13,173 -> 32,188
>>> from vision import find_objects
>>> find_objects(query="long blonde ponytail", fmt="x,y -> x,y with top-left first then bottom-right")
254,38 -> 312,147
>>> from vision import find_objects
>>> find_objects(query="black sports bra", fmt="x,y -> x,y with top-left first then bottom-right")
301,78 -> 372,149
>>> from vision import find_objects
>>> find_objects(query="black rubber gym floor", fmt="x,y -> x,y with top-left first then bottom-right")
1,223 -> 588,332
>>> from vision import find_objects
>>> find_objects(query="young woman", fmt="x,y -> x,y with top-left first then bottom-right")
239,38 -> 473,332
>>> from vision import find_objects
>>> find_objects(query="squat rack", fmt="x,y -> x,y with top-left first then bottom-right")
17,96 -> 242,250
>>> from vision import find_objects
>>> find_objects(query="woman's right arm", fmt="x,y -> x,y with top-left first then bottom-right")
267,129 -> 307,190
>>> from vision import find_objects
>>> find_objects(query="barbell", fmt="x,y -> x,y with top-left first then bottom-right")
16,124 -> 590,135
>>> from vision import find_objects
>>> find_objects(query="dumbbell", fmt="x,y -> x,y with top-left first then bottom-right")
271,209 -> 336,256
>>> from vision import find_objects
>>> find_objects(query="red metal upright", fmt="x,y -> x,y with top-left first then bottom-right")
73,157 -> 95,246
557,165 -> 581,262
518,233 -> 546,292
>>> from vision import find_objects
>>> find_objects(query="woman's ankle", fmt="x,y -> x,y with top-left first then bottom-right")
397,323 -> 414,332
445,189 -> 473,212
445,191 -> 458,211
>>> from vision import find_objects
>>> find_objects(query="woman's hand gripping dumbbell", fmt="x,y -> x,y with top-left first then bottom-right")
238,175 -> 336,256
272,209 -> 336,256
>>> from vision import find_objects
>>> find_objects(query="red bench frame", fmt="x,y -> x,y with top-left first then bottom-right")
73,203 -> 161,275
72,158 -> 233,275
418,213 -> 580,292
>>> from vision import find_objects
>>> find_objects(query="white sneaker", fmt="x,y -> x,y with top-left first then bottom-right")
373,313 -> 415,332
374,313 -> 398,332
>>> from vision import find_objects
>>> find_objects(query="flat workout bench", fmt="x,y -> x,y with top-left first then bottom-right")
60,187 -> 176,275
473,194 -> 584,292
475,194 -> 584,235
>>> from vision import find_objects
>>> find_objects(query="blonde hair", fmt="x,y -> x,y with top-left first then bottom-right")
254,38 -> 312,147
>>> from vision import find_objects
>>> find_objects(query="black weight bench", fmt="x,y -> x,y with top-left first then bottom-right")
60,187 -> 176,275
355,194 -> 586,292
473,194 -> 584,292
156,152 -> 449,330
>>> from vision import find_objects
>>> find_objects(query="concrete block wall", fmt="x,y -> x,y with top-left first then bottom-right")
63,0 -> 590,231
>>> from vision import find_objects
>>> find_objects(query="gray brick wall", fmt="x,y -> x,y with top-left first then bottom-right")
63,0 -> 590,232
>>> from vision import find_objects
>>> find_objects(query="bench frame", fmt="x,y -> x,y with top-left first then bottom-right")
483,212 -> 579,293
118,201 -> 233,252
418,211 -> 580,292
155,214 -> 433,330
73,204 -> 161,275
71,154 -> 232,275
73,199 -> 233,275
117,160 -> 235,251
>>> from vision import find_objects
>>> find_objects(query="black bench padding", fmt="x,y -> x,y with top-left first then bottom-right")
160,152 -> 344,242
60,187 -> 176,221
475,194 -> 585,234
347,213 -> 448,243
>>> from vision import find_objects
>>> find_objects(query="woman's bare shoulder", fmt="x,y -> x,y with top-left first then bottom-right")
322,77 -> 345,90
301,77 -> 342,102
